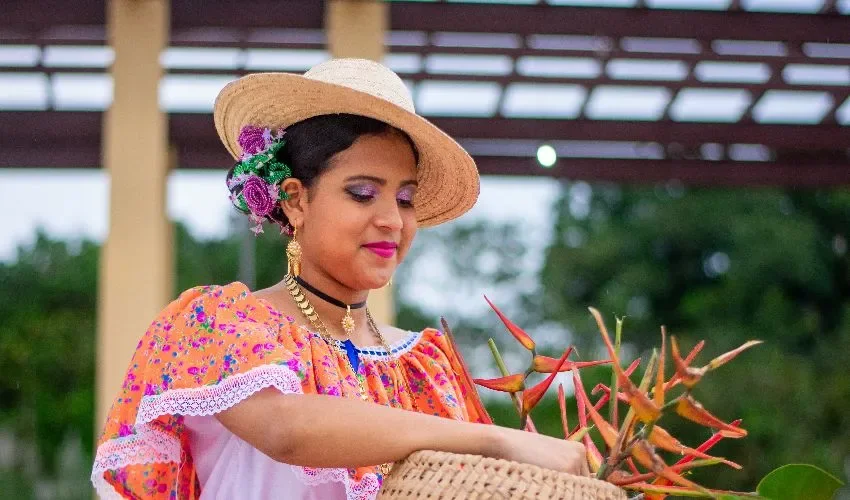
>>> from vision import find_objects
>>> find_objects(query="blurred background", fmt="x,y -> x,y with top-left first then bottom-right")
1,0 -> 849,498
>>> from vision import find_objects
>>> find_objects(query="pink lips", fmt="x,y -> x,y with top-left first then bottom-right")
363,241 -> 398,259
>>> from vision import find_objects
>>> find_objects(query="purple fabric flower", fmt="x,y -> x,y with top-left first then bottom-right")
242,175 -> 276,217
118,423 -> 134,437
287,358 -> 301,373
238,126 -> 268,156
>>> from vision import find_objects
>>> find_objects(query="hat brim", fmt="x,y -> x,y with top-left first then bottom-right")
214,72 -> 480,227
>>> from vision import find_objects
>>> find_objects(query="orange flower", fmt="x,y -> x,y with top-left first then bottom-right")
589,308 -> 661,423
648,426 -> 741,469
670,336 -> 706,388
522,349 -> 569,415
706,340 -> 763,370
473,374 -> 525,393
574,371 -> 619,448
484,295 -> 535,351
630,440 -> 704,491
676,394 -> 747,438
654,327 -> 666,407
531,354 -> 611,373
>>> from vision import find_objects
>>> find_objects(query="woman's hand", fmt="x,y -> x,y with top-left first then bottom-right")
489,425 -> 590,477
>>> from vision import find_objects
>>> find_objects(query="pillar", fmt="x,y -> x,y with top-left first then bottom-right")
96,0 -> 172,428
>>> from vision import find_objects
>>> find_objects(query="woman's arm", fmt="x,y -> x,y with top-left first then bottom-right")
217,389 -> 588,475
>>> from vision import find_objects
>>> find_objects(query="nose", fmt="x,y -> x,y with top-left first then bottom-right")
374,198 -> 404,232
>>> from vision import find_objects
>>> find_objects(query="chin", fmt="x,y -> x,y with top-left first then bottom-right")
351,270 -> 393,291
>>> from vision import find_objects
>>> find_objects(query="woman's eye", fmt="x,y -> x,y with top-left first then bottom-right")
346,186 -> 377,203
397,188 -> 416,208
350,192 -> 374,202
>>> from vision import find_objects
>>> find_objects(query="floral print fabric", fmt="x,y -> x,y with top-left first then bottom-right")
91,282 -> 489,499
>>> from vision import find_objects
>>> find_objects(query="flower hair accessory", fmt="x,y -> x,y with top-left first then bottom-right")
227,125 -> 292,235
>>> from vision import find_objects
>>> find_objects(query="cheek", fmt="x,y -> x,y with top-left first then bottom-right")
398,213 -> 418,258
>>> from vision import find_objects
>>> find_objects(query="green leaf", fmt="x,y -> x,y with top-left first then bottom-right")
756,464 -> 844,500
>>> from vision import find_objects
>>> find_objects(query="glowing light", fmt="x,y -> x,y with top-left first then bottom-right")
537,144 -> 557,168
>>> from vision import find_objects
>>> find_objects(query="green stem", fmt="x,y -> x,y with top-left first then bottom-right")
488,338 -> 525,426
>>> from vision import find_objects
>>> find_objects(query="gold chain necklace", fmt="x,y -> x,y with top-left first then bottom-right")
283,274 -> 418,476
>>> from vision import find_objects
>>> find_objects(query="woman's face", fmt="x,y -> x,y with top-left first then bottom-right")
293,131 -> 418,291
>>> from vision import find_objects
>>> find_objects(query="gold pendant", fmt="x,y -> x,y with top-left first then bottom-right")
379,462 -> 393,476
342,305 -> 355,336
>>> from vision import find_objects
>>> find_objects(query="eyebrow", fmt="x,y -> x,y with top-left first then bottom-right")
344,175 -> 418,187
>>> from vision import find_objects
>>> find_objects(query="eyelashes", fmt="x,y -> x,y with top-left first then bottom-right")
346,185 -> 416,207
347,185 -> 378,202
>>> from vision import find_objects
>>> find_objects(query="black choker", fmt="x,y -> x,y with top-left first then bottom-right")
293,276 -> 367,310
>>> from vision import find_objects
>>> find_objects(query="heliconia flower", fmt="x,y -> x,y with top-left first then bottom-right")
522,349 -> 570,416
621,375 -> 662,423
652,420 -> 743,490
558,383 -> 570,438
613,458 -> 727,487
587,444 -> 604,473
624,357 -> 642,376
654,327 -> 667,407
676,394 -> 747,438
630,440 -> 705,491
473,373 -> 525,393
572,369 -> 603,472
589,308 -> 662,423
706,340 -> 763,370
531,354 -> 611,373
648,426 -> 742,469
567,426 -> 590,442
673,420 -> 742,467
670,336 -> 706,388
590,386 -> 627,416
574,373 -> 619,448
484,295 -> 536,350
663,339 -> 706,392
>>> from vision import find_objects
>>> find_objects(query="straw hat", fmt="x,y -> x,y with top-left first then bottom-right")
213,58 -> 480,227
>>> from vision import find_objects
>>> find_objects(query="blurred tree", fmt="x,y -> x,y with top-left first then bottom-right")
539,183 -> 850,489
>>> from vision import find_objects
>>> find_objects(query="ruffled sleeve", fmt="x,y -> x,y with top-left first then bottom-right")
91,283 -> 316,499
401,328 -> 493,425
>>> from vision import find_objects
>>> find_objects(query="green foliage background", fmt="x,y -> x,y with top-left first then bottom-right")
1,184 -> 848,498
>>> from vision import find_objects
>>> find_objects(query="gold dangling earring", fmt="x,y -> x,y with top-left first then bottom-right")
388,276 -> 393,286
286,226 -> 302,277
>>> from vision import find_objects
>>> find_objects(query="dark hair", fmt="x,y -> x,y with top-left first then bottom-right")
226,113 -> 418,228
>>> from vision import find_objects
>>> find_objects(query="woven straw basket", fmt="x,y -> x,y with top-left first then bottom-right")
379,451 -> 627,499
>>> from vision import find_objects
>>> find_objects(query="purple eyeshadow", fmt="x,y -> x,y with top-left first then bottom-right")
349,184 -> 378,197
397,186 -> 416,202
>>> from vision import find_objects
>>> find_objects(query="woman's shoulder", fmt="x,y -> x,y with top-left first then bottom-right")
155,281 -> 282,326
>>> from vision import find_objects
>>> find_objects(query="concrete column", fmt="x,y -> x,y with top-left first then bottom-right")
326,0 -> 388,62
325,0 -> 395,325
96,0 -> 171,427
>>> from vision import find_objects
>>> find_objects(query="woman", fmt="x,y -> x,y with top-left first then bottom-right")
91,58 -> 587,500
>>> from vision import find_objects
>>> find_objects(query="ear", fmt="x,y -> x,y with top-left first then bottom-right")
279,178 -> 307,228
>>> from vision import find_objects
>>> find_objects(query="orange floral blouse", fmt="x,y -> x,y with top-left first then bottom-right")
91,282 -> 490,499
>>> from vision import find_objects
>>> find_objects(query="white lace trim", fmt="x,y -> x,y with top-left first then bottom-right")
134,364 -> 304,425
346,329 -> 424,360
293,466 -> 381,500
91,364 -> 382,500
